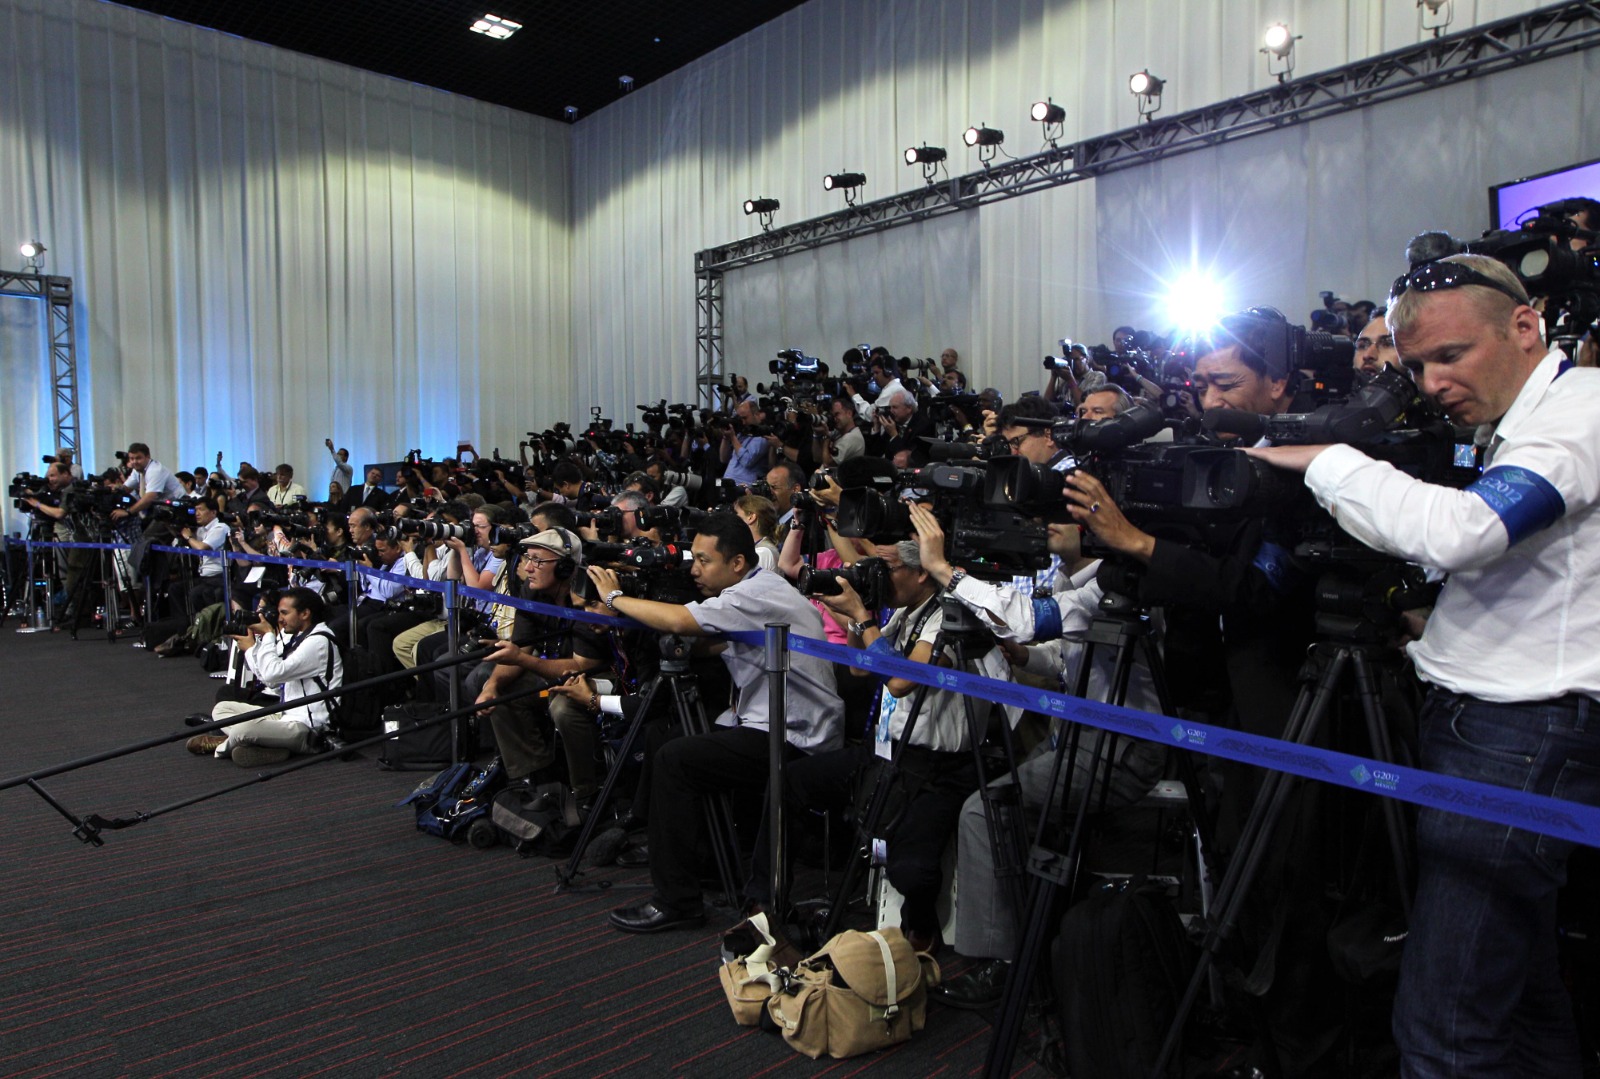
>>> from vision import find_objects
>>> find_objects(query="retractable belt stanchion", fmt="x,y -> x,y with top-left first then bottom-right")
445,579 -> 461,765
765,622 -> 791,919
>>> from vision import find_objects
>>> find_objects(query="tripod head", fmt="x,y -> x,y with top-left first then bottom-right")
1092,555 -> 1155,620
937,595 -> 996,657
658,631 -> 693,673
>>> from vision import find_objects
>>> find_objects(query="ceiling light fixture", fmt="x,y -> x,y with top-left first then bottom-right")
470,14 -> 523,40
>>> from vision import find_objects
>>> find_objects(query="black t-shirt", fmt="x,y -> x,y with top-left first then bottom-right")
510,593 -> 606,664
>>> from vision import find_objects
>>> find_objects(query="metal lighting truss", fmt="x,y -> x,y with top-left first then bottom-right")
0,271 -> 80,456
692,0 -> 1600,402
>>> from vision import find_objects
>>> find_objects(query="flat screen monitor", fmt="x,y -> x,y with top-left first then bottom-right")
1489,156 -> 1600,231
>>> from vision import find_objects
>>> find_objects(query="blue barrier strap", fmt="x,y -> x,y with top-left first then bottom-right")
10,537 -> 1600,845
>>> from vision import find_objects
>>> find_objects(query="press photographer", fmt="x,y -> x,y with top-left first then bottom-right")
595,513 -> 843,934
749,539 -> 987,953
184,587 -> 342,768
1248,253 -> 1600,1076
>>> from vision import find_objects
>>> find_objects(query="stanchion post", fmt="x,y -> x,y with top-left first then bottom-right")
764,622 -> 790,917
445,580 -> 461,765
344,557 -> 360,649
220,548 -> 233,613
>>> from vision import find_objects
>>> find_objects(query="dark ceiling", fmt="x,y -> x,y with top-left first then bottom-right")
111,0 -> 810,122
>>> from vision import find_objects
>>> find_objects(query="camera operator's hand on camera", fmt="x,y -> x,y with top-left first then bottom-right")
818,578 -> 871,626
908,503 -> 952,581
1064,472 -> 1155,562
587,565 -> 622,600
980,410 -> 999,438
1242,444 -> 1331,474
812,473 -> 844,509
444,535 -> 469,557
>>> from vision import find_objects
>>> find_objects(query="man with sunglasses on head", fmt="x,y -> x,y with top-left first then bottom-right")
1249,253 -> 1600,1079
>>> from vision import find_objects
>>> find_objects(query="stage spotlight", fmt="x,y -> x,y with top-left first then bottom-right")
562,106 -> 580,122
618,75 -> 635,92
1261,23 -> 1299,81
1129,69 -> 1165,120
1030,100 -> 1066,125
743,198 -> 780,215
20,241 -> 45,259
904,145 -> 946,166
963,125 -> 1004,148
1418,0 -> 1453,36
822,172 -> 865,192
1162,271 -> 1228,336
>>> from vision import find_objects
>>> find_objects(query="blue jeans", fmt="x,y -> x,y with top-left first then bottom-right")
1394,689 -> 1600,1078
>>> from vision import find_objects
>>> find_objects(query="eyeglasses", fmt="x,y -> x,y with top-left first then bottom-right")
1390,261 -> 1527,308
522,553 -> 560,567
1353,334 -> 1394,353
1004,431 -> 1041,452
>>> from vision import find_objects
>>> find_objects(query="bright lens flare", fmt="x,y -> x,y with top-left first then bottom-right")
1163,273 -> 1227,334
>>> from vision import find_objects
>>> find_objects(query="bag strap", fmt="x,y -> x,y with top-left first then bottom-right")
867,930 -> 899,1021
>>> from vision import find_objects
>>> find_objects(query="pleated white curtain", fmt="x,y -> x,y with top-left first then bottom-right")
571,0 -> 1561,417
0,0 -> 571,516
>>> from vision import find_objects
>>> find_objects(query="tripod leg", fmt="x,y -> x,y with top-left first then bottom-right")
1150,646 -> 1349,1078
675,677 -> 743,908
555,676 -> 666,890
1351,652 -> 1414,919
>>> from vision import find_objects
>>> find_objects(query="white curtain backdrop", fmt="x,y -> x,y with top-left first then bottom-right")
0,0 -> 571,518
571,0 -> 1559,417
0,0 -> 1585,517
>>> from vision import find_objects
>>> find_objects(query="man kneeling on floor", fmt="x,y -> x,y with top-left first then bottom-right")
188,587 -> 343,767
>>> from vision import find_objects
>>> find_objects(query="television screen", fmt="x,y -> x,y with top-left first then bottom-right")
1489,156 -> 1600,231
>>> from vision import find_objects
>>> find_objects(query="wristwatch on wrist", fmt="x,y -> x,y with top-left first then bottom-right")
946,568 -> 968,591
848,619 -> 873,638
602,589 -> 625,611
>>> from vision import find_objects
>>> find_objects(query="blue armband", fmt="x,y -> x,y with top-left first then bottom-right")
1466,466 -> 1565,546
1030,596 -> 1063,642
865,636 -> 903,660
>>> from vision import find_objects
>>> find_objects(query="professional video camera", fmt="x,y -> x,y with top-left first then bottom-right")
63,483 -> 135,520
152,498 -> 205,530
634,504 -> 707,537
582,540 -> 699,603
1468,200 -> 1600,339
9,472 -> 52,513
799,555 -> 892,609
524,423 -> 574,456
770,347 -> 822,381
835,463 -> 1049,580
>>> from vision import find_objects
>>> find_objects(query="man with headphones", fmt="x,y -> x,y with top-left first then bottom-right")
478,528 -> 607,788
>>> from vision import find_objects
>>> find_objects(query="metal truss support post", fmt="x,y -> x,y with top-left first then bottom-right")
692,0 -> 1600,277
694,265 -> 725,409
0,271 -> 81,458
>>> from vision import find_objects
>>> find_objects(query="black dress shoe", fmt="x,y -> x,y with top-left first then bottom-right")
930,958 -> 1010,1010
615,843 -> 650,867
608,898 -> 705,934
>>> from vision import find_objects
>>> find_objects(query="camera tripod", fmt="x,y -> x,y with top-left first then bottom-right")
1148,561 -> 1419,1076
60,519 -> 139,643
554,633 -> 743,904
817,596 -> 1031,942
4,527 -> 56,632
985,577 -> 1219,1078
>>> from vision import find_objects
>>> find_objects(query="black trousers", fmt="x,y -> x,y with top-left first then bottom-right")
746,743 -> 976,936
648,726 -> 799,913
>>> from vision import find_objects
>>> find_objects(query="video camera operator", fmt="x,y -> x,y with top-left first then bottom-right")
184,587 -> 342,767
1248,253 -> 1600,1076
169,498 -> 231,615
596,513 -> 843,934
